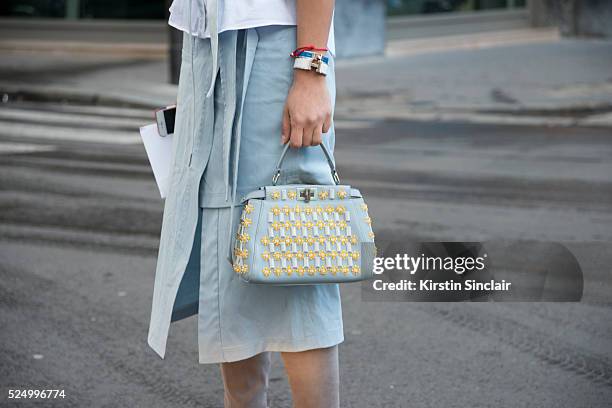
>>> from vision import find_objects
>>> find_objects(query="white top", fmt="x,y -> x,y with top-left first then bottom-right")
168,0 -> 335,56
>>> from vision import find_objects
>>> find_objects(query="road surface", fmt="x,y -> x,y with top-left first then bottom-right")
1,99 -> 611,407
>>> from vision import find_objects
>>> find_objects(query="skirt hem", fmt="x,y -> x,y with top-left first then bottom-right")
198,327 -> 345,364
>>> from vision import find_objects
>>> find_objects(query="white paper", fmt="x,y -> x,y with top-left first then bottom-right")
139,123 -> 174,198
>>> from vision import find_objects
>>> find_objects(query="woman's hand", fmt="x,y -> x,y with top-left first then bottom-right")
281,69 -> 332,147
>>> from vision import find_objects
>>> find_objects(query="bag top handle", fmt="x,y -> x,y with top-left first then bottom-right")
272,143 -> 340,186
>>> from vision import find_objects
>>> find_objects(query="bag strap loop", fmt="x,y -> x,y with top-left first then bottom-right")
272,143 -> 340,185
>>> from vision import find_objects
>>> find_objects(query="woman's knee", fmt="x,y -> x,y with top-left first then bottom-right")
220,352 -> 271,407
281,346 -> 340,407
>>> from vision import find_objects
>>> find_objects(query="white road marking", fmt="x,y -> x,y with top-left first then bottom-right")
0,141 -> 56,154
0,121 -> 141,144
0,107 -> 146,129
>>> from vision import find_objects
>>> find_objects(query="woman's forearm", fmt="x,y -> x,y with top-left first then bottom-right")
281,0 -> 335,147
296,0 -> 334,51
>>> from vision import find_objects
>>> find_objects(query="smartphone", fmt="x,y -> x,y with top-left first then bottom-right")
155,105 -> 176,137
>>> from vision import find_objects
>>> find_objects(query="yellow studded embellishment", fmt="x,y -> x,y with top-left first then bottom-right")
342,266 -> 350,275
233,263 -> 242,274
307,251 -> 316,260
339,250 -> 348,259
274,267 -> 282,277
352,266 -> 360,275
295,251 -> 304,260
306,236 -> 316,246
283,205 -> 291,215
272,206 -> 281,216
245,203 -> 255,214
364,216 -> 372,225
308,266 -> 317,276
350,235 -> 359,245
368,231 -> 375,239
284,236 -> 293,246
262,251 -> 270,261
337,189 -> 347,199
319,266 -> 328,275
330,266 -> 338,276
305,207 -> 313,215
336,205 -> 346,214
263,267 -> 271,277
325,205 -> 334,214
294,205 -> 302,214
287,190 -> 297,200
319,190 -> 329,200
317,236 -> 326,244
271,191 -> 281,200
237,233 -> 250,242
273,252 -> 282,261
351,251 -> 360,260
319,250 -> 327,259
297,266 -> 305,276
241,217 -> 252,227
260,236 -> 270,246
234,248 -> 248,258
361,203 -> 368,211
272,237 -> 282,246
316,205 -> 323,214
271,221 -> 281,231
294,236 -> 304,245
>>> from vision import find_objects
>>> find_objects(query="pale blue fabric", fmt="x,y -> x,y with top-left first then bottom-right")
148,25 -> 344,364
198,26 -> 338,208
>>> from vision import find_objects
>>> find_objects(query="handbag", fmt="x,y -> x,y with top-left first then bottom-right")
231,143 -> 377,284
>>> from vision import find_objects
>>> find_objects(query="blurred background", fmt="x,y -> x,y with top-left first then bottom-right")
1,1 -> 611,407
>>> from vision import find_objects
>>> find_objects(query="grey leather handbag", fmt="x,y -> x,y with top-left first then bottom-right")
232,143 -> 376,284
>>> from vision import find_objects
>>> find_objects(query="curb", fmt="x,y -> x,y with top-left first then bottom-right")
335,109 -> 612,129
0,40 -> 167,58
2,82 -> 611,129
0,82 -> 176,110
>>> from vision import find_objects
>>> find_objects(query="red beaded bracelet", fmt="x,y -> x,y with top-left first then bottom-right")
290,45 -> 329,58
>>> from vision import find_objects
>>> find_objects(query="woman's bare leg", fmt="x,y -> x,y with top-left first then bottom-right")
281,345 -> 340,408
220,352 -> 271,408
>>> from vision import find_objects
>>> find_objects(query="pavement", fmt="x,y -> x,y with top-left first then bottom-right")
337,29 -> 612,128
2,24 -> 612,127
1,20 -> 612,408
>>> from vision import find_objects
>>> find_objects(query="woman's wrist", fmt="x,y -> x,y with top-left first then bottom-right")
293,68 -> 326,84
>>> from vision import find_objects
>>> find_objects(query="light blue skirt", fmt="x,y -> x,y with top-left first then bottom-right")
171,26 -> 344,364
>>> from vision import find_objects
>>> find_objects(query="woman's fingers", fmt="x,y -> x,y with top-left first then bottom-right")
322,112 -> 332,134
286,109 -> 330,147
302,125 -> 314,147
289,122 -> 304,148
298,121 -> 325,147
281,104 -> 290,145
312,125 -> 323,146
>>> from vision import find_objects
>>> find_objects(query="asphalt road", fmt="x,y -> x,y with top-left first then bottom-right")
1,99 -> 612,407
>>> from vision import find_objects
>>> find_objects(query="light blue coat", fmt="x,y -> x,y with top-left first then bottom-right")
147,26 -> 340,361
